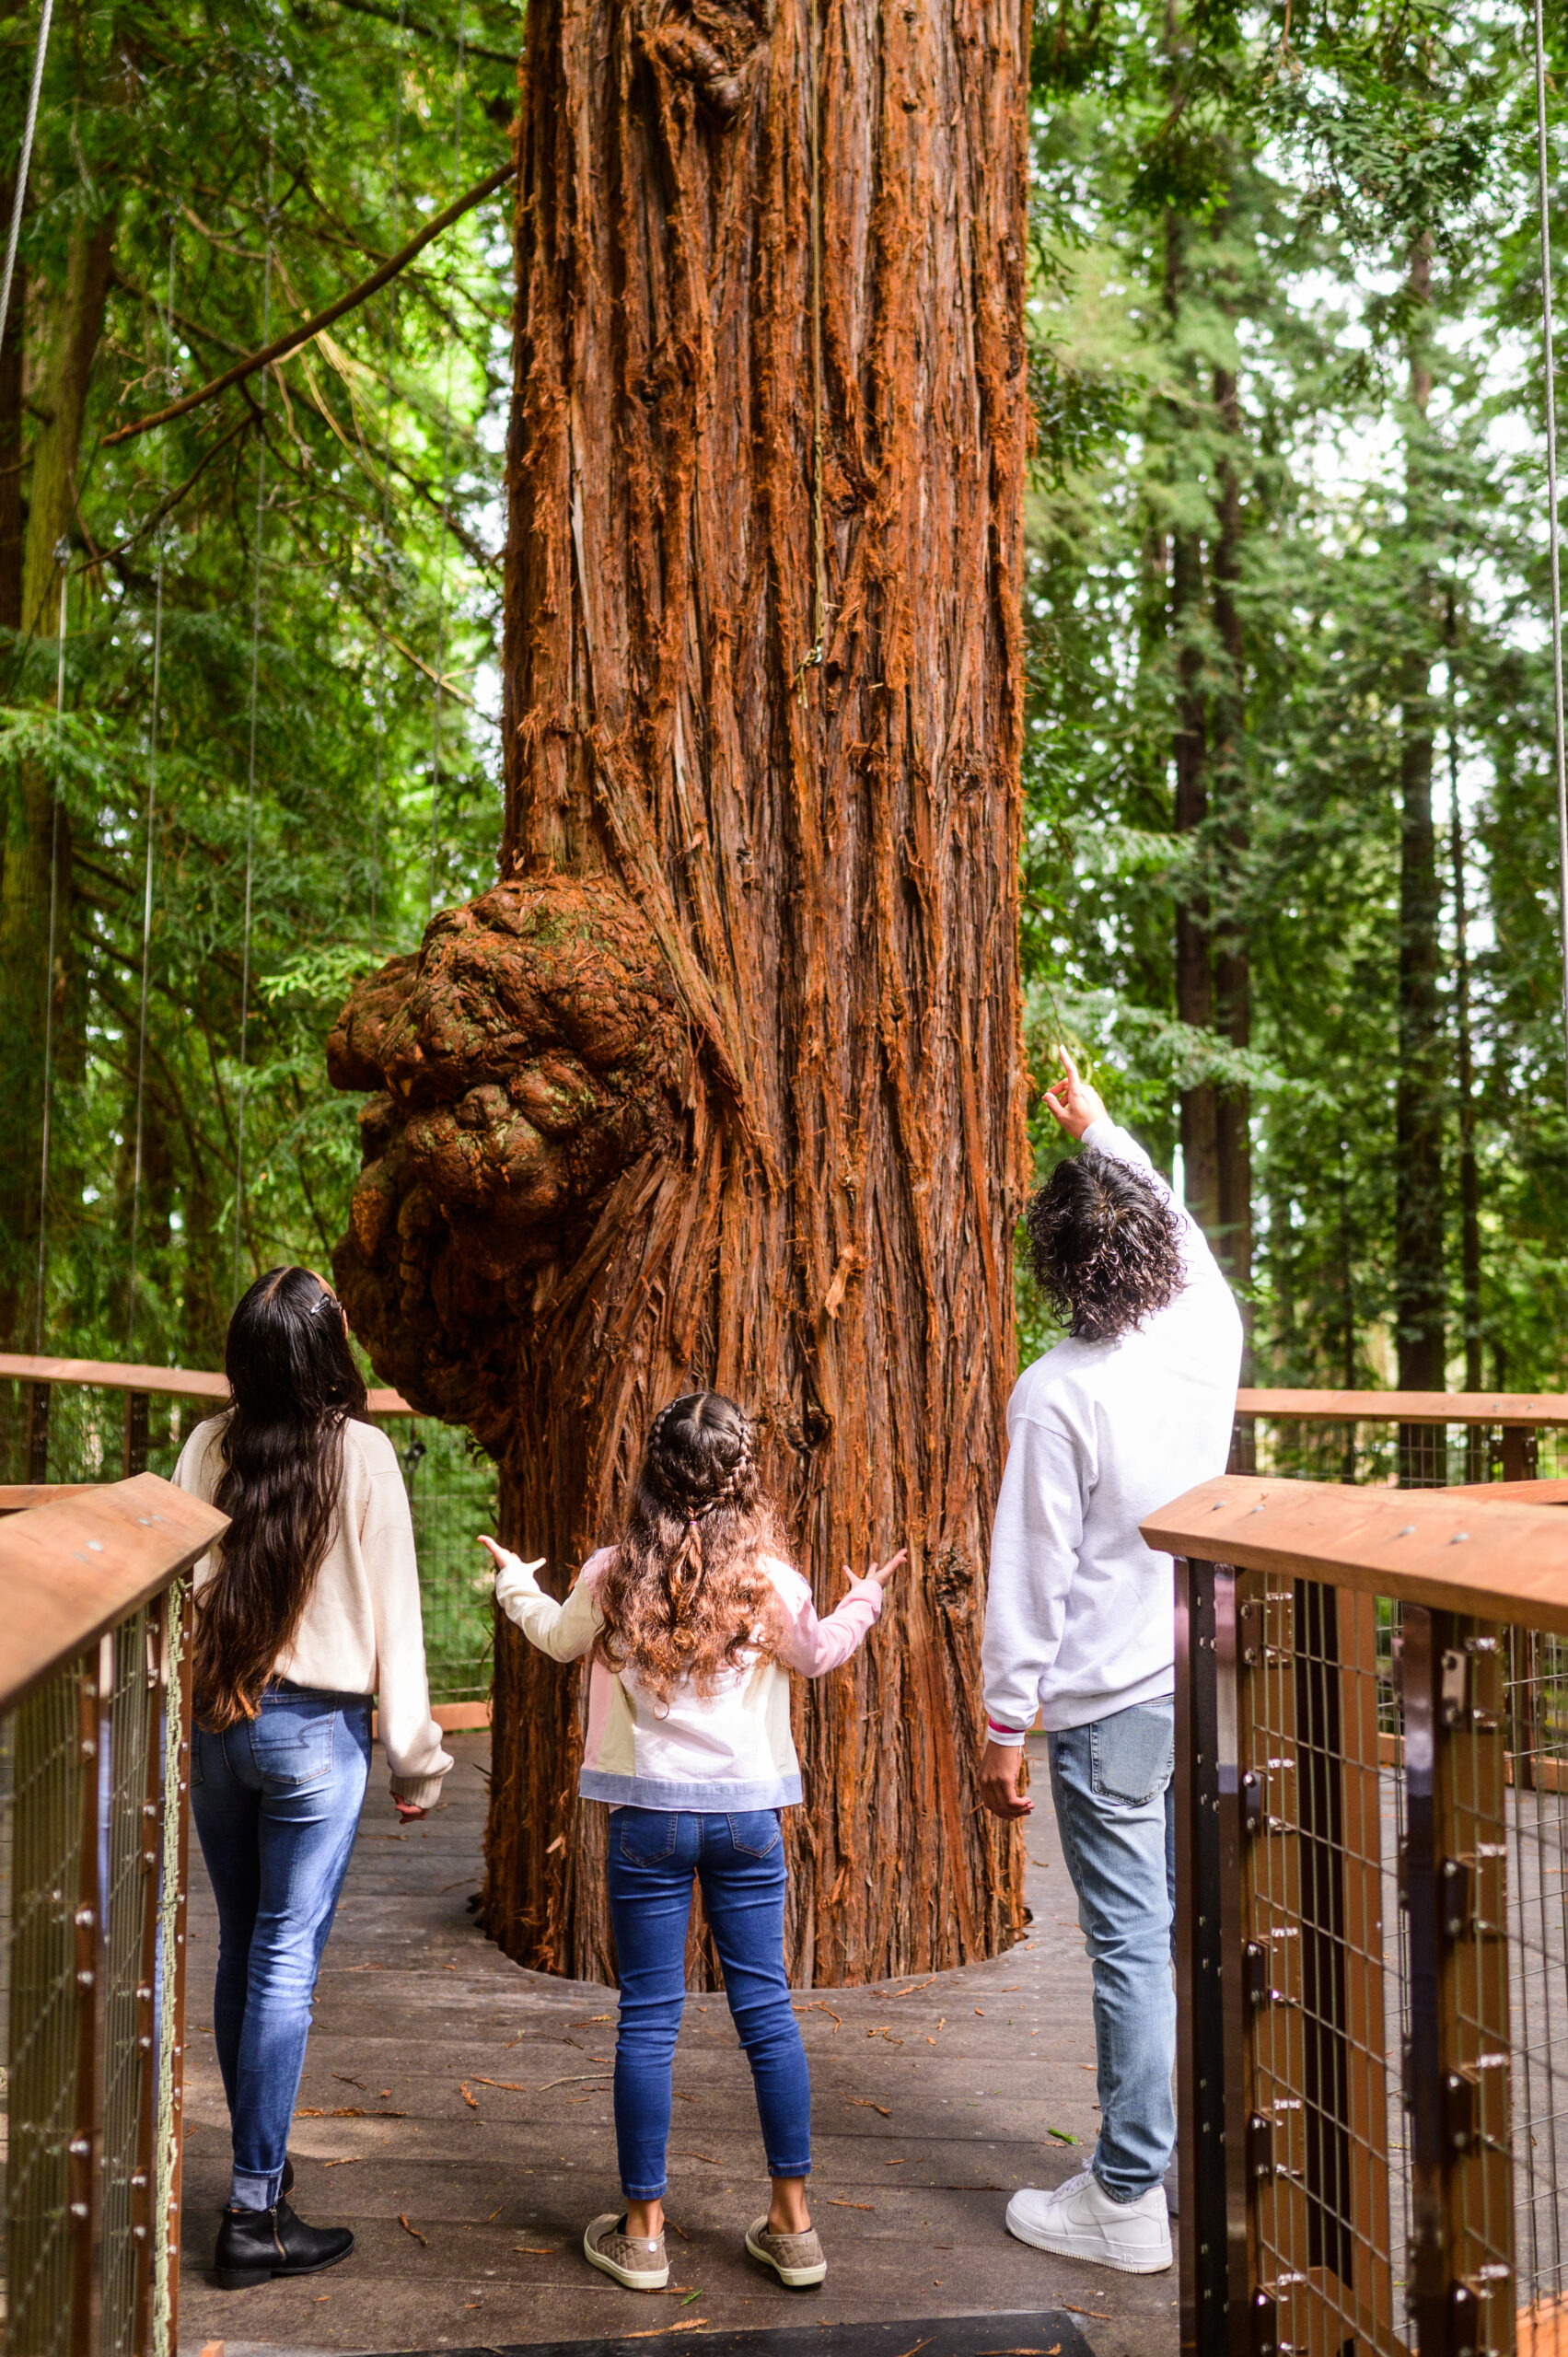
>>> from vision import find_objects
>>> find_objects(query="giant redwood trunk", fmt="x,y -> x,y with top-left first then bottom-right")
329,0 -> 1031,1984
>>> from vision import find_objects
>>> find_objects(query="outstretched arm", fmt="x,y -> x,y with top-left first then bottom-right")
477,1535 -> 600,1662
773,1550 -> 906,1675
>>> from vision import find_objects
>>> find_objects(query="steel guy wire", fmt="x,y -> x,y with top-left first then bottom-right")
234,163 -> 274,1301
428,0 -> 464,923
0,0 -> 56,361
371,0 -> 408,970
127,225 -> 177,1357
1532,0 -> 1568,1125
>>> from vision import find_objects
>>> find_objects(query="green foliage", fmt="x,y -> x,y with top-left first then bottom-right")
1017,0 -> 1568,1394
1,0 -> 517,1363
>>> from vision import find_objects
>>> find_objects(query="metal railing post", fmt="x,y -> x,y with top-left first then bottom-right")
1401,1605 -> 1516,2357
122,1393 -> 149,1480
26,1379 -> 50,1481
1177,1556 -> 1250,2356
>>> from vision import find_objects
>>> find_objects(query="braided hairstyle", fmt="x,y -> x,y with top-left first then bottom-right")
597,1392 -> 785,1707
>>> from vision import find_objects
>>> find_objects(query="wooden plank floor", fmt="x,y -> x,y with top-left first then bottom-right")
179,1732 -> 1179,2357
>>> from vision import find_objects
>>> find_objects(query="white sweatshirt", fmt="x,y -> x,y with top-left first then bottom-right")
982,1116 -> 1242,1737
173,1414 -> 453,1806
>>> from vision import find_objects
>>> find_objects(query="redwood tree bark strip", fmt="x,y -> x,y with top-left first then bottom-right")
331,0 -> 1030,1984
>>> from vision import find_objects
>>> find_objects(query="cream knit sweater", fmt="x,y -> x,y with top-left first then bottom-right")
173,1414 -> 453,1807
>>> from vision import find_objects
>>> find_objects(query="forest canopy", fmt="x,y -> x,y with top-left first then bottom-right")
4,0 -> 1568,1402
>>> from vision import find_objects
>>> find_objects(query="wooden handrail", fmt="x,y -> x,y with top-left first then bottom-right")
0,1483 -> 98,1514
1144,1473 -> 1568,1631
0,1474 -> 227,1712
0,1350 -> 416,1419
1237,1387 -> 1568,1426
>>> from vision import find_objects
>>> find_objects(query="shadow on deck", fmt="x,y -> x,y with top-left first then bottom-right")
177,1734 -> 1178,2357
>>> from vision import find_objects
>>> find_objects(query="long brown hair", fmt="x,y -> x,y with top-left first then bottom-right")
195,1266 -> 368,1727
597,1393 -> 784,1708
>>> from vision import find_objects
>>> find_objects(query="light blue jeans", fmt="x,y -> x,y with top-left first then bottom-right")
1047,1697 -> 1175,2203
192,1682 -> 371,2209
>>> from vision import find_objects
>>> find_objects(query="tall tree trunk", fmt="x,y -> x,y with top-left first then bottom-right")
1211,361 -> 1251,1376
330,0 -> 1031,1983
0,214 -> 116,1345
1165,211 -> 1218,1232
1394,231 -> 1445,1461
1447,644 -> 1482,1474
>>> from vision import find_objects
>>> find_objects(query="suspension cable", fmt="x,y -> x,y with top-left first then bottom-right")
1532,0 -> 1568,1119
34,552 -> 68,1351
0,0 -> 56,361
234,165 -> 273,1300
370,0 -> 408,968
428,0 -> 464,922
127,224 -> 176,1356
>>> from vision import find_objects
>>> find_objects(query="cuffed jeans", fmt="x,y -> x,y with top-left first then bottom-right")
606,1807 -> 811,2200
1048,1697 -> 1176,2203
192,1683 -> 371,2209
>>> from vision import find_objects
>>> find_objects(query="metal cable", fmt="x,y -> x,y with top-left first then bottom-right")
33,556 -> 68,1351
370,0 -> 408,968
1532,0 -> 1568,1119
126,225 -> 176,1355
427,0 -> 464,922
0,0 -> 56,361
233,166 -> 273,1299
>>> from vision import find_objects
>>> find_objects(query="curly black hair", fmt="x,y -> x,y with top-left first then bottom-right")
1024,1148 -> 1186,1344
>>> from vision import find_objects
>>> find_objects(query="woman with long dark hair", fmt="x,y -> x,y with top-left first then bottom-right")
175,1266 -> 451,2288
479,1390 -> 902,2297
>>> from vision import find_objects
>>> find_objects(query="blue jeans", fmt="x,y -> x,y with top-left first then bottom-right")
1047,1698 -> 1176,2203
606,1808 -> 811,2200
191,1683 -> 371,2209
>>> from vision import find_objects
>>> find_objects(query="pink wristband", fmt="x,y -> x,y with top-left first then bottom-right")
987,1717 -> 1027,1738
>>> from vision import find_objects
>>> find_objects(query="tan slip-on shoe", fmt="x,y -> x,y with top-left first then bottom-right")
583,2212 -> 669,2291
745,2216 -> 828,2288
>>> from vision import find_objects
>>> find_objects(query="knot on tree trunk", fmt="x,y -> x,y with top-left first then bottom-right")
638,0 -> 772,122
327,877 -> 685,1445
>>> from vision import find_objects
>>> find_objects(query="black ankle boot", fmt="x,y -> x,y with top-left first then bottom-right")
214,2195 -> 354,2289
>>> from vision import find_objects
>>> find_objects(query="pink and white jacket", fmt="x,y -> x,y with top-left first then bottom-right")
494,1548 -> 883,1811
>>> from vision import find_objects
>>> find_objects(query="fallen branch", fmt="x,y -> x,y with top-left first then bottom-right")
398,2214 -> 428,2246
102,157 -> 517,447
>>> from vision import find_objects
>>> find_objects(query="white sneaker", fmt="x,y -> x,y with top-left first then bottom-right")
1005,2170 -> 1173,2274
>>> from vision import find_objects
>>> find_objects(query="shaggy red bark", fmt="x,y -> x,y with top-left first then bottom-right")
331,0 -> 1032,1984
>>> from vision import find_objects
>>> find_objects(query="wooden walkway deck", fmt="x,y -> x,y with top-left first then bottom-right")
178,1734 -> 1178,2357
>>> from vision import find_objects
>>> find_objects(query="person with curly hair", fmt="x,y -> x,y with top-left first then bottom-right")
476,1393 -> 902,2298
979,1048 -> 1241,2278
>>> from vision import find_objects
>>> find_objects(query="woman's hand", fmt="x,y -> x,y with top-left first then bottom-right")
394,1799 -> 428,1822
846,1547 -> 907,1594
1042,1045 -> 1108,1143
476,1534 -> 547,1585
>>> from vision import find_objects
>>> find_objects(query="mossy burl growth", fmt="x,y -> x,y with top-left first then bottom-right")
329,877 -> 685,1453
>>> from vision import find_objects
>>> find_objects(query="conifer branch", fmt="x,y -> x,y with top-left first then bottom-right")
102,157 -> 517,448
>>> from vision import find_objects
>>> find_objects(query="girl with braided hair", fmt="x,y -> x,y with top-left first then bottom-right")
477,1390 -> 903,2298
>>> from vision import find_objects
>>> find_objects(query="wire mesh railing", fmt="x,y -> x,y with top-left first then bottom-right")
1154,1473 -> 1568,2357
0,1477 -> 226,2357
0,1359 -> 497,1708
1233,1389 -> 1568,1492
